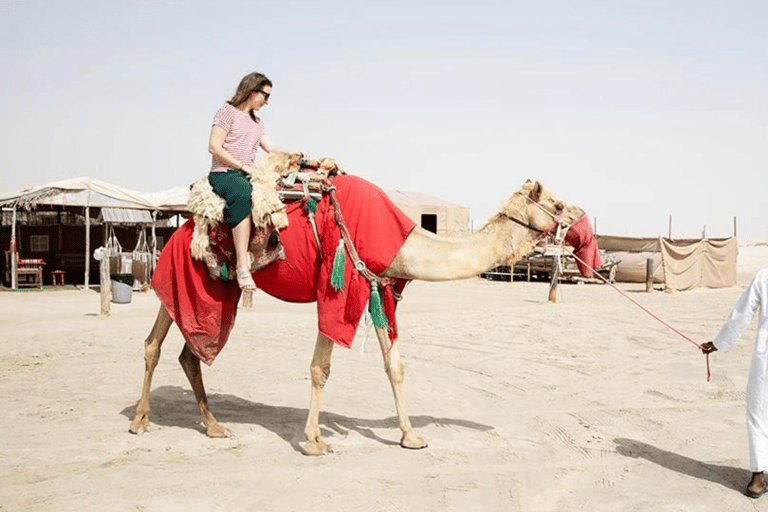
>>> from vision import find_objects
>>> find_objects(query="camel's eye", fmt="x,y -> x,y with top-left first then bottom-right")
554,202 -> 565,214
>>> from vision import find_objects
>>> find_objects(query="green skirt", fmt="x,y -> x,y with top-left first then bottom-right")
208,170 -> 253,228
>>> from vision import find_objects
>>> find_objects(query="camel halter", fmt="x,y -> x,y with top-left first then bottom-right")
506,192 -> 569,241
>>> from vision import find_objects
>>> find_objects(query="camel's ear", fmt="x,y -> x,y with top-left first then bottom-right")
520,179 -> 534,194
529,181 -> 543,203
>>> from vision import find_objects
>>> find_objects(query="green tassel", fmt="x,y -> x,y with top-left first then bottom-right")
368,282 -> 388,329
330,239 -> 346,291
304,197 -> 318,214
221,262 -> 229,280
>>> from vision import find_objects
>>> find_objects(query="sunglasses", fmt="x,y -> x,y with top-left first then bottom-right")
257,90 -> 270,101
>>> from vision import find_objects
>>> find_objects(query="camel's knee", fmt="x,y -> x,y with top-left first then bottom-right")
310,363 -> 331,388
384,359 -> 405,386
143,338 -> 161,365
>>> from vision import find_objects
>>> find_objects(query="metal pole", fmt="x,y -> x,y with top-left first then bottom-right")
668,215 -> 672,240
11,205 -> 17,289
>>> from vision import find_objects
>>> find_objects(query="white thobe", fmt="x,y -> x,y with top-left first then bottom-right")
713,268 -> 768,472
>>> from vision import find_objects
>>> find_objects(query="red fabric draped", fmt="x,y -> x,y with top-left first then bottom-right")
564,215 -> 602,276
255,175 -> 415,347
152,175 -> 415,365
151,222 -> 241,365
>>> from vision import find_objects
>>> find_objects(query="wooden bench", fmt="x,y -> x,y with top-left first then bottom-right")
16,258 -> 44,289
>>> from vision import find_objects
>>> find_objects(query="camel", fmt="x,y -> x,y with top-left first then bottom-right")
128,178 -> 585,455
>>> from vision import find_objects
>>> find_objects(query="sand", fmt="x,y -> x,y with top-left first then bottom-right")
3,243 -> 768,512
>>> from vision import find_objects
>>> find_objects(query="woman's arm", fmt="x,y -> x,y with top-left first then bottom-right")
259,133 -> 296,155
208,125 -> 248,171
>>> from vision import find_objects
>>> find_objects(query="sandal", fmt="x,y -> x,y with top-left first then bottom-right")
236,268 -> 257,292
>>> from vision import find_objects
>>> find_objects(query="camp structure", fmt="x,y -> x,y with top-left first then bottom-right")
596,234 -> 738,291
387,190 -> 469,236
0,177 -> 188,289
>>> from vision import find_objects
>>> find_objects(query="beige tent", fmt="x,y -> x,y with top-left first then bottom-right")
387,190 -> 469,237
596,235 -> 738,291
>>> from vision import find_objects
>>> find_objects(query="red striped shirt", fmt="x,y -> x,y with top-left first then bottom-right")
210,103 -> 266,172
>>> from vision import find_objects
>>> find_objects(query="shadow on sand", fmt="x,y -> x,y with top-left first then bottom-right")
614,438 -> 750,494
121,385 -> 493,452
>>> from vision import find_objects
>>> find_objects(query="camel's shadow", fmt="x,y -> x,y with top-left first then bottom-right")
614,438 -> 750,494
120,385 -> 493,452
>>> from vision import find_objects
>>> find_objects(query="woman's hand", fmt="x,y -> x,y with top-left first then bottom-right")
701,342 -> 718,355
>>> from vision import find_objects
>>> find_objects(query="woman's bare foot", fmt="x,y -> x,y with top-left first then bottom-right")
236,268 -> 256,291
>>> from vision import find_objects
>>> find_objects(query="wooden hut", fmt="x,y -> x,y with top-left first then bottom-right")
386,190 -> 469,236
0,177 -> 187,288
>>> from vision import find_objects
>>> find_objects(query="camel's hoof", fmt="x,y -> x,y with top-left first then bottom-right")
205,422 -> 229,438
300,438 -> 333,456
400,434 -> 428,450
128,415 -> 149,435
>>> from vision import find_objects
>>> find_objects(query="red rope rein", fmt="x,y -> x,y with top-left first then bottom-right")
550,236 -> 711,382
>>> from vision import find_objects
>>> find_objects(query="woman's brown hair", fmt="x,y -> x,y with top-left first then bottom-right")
228,72 -> 273,122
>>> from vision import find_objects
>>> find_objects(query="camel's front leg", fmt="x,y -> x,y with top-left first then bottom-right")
178,344 -> 227,438
376,327 -> 427,449
301,333 -> 334,456
129,305 -> 173,434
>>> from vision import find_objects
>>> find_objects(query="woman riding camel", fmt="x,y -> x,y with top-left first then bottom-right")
207,71 -> 300,291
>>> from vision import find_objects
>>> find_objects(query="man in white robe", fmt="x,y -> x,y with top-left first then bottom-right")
702,268 -> 768,499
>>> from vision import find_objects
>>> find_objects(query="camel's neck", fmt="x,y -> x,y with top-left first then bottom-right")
383,218 -> 539,281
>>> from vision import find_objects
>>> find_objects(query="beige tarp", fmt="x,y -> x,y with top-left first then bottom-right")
596,235 -> 737,290
596,236 -> 664,283
660,237 -> 738,291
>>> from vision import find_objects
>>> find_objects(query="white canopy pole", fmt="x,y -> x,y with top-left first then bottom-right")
84,191 -> 91,287
151,210 -> 157,275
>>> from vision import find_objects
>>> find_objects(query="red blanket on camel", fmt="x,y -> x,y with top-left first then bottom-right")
152,175 -> 416,365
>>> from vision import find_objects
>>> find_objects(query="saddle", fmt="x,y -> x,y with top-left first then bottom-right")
187,153 -> 344,282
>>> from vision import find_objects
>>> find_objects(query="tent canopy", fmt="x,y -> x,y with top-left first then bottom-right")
0,177 -> 188,213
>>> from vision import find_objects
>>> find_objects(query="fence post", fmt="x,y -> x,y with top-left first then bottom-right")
646,258 -> 654,293
548,254 -> 559,303
94,248 -> 110,316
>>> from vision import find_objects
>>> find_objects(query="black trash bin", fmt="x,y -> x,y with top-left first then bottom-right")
110,273 -> 134,304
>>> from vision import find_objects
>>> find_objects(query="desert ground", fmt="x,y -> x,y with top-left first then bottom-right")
2,243 -> 768,512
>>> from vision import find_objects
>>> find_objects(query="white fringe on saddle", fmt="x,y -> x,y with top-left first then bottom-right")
188,153 -> 293,260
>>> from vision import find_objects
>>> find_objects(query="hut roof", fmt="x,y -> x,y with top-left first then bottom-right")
386,190 -> 467,209
0,177 -> 186,212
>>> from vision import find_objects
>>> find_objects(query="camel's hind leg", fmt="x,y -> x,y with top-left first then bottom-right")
129,305 -> 173,434
178,344 -> 227,438
376,327 -> 427,449
301,332 -> 334,456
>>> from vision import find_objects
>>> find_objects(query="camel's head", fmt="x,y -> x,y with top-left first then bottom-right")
496,180 -> 585,233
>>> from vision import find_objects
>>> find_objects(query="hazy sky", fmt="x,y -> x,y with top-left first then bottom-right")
1,0 -> 765,238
